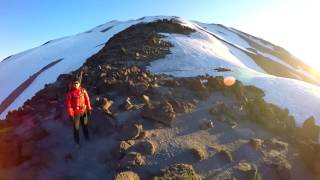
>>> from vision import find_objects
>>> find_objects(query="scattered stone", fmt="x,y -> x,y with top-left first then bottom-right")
217,148 -> 233,163
154,163 -> 202,180
128,81 -> 149,96
119,141 -> 135,154
138,131 -> 148,139
142,95 -> 150,105
263,139 -> 288,153
234,162 -> 252,171
233,162 -> 261,180
102,98 -> 114,113
119,152 -> 145,169
120,97 -> 135,111
249,138 -> 263,151
199,119 -> 214,130
141,100 -> 176,127
128,140 -> 157,155
191,146 -> 208,161
226,119 -> 238,128
115,171 -> 140,180
119,124 -> 143,141
168,99 -> 195,113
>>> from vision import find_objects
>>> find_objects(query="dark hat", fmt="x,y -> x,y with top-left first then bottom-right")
72,76 -> 81,83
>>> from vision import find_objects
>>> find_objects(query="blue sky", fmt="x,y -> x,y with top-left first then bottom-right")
1,0 -> 319,69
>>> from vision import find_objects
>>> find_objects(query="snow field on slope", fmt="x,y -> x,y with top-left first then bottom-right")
147,22 -> 320,126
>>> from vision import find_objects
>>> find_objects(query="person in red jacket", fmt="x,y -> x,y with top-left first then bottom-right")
66,77 -> 91,146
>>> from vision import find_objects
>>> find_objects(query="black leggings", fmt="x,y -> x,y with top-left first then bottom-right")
72,113 -> 89,144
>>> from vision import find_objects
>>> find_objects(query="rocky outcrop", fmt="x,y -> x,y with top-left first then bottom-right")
244,98 -> 296,133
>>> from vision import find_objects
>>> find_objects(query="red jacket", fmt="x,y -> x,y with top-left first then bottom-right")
66,86 -> 91,117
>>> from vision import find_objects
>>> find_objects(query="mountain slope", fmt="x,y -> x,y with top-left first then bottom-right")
1,16 -> 320,180
0,16 -> 320,124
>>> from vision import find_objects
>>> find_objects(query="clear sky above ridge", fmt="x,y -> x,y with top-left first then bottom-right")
1,0 -> 319,70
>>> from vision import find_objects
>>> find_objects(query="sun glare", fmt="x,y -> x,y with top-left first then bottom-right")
223,76 -> 236,86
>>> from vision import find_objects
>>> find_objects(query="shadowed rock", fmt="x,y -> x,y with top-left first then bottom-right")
141,101 -> 176,127
154,163 -> 202,180
119,152 -> 145,169
119,124 -> 143,141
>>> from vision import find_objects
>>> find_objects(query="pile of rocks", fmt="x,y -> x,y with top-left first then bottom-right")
85,19 -> 194,67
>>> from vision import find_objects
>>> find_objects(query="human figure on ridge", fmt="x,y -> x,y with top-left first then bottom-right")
66,77 -> 91,147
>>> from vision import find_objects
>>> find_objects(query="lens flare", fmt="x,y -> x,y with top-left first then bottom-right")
223,76 -> 236,86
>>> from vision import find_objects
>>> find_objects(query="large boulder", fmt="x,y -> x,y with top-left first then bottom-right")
141,101 -> 176,126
